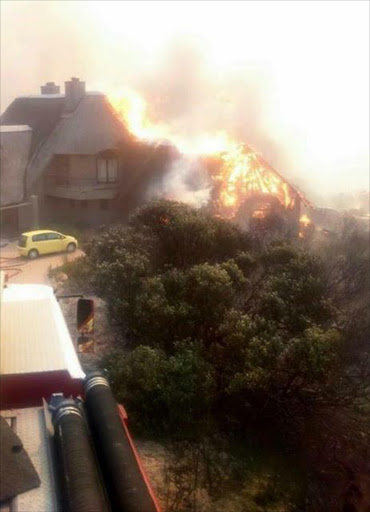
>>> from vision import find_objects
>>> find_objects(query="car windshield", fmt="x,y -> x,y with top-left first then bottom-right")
18,235 -> 28,247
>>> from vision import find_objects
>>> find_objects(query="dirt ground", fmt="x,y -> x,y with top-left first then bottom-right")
0,240 -> 84,285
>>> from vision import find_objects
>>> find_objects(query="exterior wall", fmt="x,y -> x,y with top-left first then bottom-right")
18,203 -> 35,231
0,203 -> 34,237
35,152 -> 127,227
44,154 -> 121,201
43,196 -> 122,227
69,154 -> 96,181
45,154 -> 96,183
0,128 -> 32,206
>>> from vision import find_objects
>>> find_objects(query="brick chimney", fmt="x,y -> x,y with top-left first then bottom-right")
64,77 -> 85,112
40,81 -> 60,94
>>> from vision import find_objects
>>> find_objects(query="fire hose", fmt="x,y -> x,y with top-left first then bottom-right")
84,373 -> 159,512
50,397 -> 110,512
0,256 -> 27,280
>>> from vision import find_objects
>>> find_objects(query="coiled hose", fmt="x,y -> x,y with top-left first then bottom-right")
51,398 -> 110,512
84,373 -> 159,512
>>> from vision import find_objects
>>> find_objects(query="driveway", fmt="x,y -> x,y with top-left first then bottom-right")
0,240 -> 84,285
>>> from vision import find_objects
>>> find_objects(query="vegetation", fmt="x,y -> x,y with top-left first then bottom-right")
66,200 -> 369,511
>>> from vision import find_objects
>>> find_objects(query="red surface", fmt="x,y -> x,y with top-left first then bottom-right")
0,371 -> 83,409
117,404 -> 162,512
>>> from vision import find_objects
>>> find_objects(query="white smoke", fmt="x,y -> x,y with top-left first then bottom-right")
145,156 -> 212,208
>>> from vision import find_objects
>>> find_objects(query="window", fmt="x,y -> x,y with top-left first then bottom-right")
46,232 -> 62,240
97,155 -> 118,183
32,234 -> 47,242
53,155 -> 70,185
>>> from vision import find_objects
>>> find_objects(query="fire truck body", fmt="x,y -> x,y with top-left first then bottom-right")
1,283 -> 84,410
0,275 -> 160,512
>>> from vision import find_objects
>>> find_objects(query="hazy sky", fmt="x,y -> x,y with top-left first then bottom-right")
1,0 -> 369,198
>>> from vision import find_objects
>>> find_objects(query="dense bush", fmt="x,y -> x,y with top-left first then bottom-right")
81,200 -> 369,510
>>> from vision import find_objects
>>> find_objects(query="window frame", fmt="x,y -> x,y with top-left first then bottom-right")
96,152 -> 119,184
32,233 -> 47,242
46,232 -> 63,240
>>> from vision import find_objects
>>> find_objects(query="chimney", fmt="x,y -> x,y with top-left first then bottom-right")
64,77 -> 86,112
40,81 -> 60,95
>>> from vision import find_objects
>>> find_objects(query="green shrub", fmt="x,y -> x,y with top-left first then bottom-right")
86,200 -> 369,508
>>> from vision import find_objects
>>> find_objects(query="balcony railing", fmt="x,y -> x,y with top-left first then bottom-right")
45,174 -> 119,189
44,174 -> 119,200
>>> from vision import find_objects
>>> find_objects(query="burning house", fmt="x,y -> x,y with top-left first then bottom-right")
1,78 -> 311,234
108,90 -> 312,235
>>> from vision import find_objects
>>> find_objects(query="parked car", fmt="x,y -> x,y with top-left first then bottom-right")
18,230 -> 78,259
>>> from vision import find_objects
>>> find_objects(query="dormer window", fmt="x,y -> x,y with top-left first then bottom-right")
97,151 -> 118,183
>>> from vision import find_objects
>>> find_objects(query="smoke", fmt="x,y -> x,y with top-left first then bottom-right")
145,155 -> 212,208
133,38 -> 285,165
1,1 -> 368,206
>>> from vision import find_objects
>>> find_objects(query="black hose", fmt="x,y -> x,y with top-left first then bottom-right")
84,373 -> 159,512
51,398 -> 110,512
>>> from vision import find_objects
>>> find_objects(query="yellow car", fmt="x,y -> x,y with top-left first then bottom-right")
18,230 -> 78,259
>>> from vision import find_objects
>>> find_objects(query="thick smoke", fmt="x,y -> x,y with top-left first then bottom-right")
134,39 -> 289,167
1,1 -> 368,208
145,154 -> 212,208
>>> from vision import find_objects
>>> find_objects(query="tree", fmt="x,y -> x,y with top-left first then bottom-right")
78,200 -> 369,510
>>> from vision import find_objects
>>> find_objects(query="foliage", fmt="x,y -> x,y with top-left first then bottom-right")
75,200 -> 369,510
102,342 -> 215,438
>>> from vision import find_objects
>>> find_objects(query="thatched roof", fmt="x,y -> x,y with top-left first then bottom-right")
0,96 -> 65,154
50,93 -> 129,154
26,93 -> 130,188
1,92 -> 131,190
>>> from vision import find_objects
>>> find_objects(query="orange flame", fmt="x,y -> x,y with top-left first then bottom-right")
298,213 -> 312,238
299,213 -> 311,227
213,142 -> 295,217
108,90 -> 296,217
252,209 -> 267,219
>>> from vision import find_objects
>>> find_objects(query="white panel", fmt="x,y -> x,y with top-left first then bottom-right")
1,408 -> 58,512
1,284 -> 84,379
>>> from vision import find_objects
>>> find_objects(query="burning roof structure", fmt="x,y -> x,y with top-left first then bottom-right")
109,90 -> 311,232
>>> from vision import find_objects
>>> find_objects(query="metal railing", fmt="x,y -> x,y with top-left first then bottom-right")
45,174 -> 119,188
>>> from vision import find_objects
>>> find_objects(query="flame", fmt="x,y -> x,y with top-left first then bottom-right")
299,213 -> 311,227
109,89 -> 169,142
252,209 -> 267,219
108,90 -> 296,217
213,142 -> 295,217
299,213 -> 312,238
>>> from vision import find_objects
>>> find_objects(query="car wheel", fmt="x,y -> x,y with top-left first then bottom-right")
67,242 -> 76,253
28,249 -> 39,259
